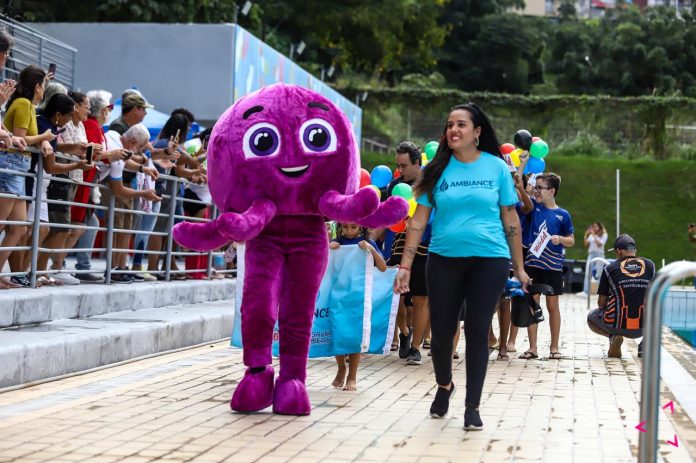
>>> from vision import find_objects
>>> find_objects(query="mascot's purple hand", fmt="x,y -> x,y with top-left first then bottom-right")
173,221 -> 229,252
215,199 -> 277,243
318,188 -> 379,223
355,196 -> 409,229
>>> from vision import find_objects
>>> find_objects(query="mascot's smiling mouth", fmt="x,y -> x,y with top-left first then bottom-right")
279,164 -> 310,178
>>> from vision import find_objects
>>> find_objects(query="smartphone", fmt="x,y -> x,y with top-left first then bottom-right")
48,63 -> 57,74
174,129 -> 181,143
203,134 -> 210,150
85,145 -> 94,164
123,150 -> 134,160
52,127 -> 66,135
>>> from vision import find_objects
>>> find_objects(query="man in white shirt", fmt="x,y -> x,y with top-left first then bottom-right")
102,123 -> 160,283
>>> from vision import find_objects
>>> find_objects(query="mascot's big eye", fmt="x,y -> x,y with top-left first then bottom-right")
299,118 -> 337,154
243,123 -> 281,158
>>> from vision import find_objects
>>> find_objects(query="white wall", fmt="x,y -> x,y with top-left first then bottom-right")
33,23 -> 236,124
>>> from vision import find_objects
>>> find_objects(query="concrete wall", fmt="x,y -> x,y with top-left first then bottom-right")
33,23 -> 235,124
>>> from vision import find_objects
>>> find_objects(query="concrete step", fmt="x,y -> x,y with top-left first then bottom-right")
0,279 -> 236,328
0,300 -> 237,389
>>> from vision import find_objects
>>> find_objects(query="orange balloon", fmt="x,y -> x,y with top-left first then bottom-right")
389,220 -> 406,233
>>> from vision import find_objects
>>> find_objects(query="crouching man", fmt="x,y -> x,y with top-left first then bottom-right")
587,234 -> 655,358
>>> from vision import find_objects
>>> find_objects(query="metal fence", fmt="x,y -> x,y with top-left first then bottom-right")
0,15 -> 77,89
0,147 -> 234,288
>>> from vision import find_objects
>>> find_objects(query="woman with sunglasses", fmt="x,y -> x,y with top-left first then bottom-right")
393,103 -> 530,430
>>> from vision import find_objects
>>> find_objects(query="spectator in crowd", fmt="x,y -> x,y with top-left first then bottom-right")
587,234 -> 654,358
71,90 -> 126,282
0,65 -> 55,289
108,91 -> 152,188
102,123 -> 160,283
145,114 -> 190,280
580,221 -> 608,295
0,31 -> 25,152
33,90 -> 91,285
11,93 -> 91,286
518,172 -> 575,360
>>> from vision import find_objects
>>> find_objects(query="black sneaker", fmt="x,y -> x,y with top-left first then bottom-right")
109,272 -> 134,284
464,405 -> 483,431
406,347 -> 422,365
131,272 -> 145,282
429,383 -> 455,418
11,275 -> 31,287
398,329 -> 412,359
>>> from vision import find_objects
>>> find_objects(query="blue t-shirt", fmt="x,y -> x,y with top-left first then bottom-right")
416,152 -> 517,258
524,199 -> 574,272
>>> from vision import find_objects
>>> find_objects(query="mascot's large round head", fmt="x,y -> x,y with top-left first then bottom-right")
207,83 -> 359,215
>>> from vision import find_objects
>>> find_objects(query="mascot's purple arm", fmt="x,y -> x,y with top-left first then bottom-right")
173,191 -> 407,252
319,189 -> 409,229
172,199 -> 277,252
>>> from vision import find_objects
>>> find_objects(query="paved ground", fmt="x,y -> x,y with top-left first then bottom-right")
0,294 -> 694,463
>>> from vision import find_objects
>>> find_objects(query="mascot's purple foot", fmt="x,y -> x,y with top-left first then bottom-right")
230,366 -> 274,413
272,376 -> 311,416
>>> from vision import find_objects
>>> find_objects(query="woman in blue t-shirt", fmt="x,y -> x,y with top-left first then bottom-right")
393,103 -> 530,430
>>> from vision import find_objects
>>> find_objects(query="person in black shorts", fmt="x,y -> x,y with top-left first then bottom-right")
516,170 -> 575,360
587,234 -> 654,358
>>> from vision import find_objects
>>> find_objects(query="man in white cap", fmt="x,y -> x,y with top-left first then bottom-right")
587,234 -> 655,358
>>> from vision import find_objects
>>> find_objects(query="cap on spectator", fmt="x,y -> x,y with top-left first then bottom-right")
122,93 -> 154,111
612,234 -> 636,251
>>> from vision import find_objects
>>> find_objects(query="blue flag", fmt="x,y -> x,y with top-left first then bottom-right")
232,244 -> 400,357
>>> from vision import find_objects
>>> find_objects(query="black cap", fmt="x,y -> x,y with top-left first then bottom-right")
612,233 -> 636,251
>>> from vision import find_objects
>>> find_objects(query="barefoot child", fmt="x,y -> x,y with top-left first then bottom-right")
329,222 -> 387,391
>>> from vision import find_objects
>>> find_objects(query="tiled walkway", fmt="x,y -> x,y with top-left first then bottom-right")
0,295 -> 693,462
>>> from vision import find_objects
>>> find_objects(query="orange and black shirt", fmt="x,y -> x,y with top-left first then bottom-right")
597,256 -> 655,331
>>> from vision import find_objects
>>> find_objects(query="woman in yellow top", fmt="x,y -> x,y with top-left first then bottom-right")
0,65 -> 56,288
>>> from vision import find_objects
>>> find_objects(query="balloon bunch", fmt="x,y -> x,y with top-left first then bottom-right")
423,140 -> 439,166
358,164 -> 415,233
500,129 -> 550,175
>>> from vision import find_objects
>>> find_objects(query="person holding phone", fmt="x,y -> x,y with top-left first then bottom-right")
102,123 -> 160,283
581,221 -> 608,295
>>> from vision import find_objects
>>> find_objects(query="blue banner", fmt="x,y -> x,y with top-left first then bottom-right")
232,245 -> 399,358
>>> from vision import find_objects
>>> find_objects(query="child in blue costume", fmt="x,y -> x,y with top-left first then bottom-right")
329,222 -> 386,391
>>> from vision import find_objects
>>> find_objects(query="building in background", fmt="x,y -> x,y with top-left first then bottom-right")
515,0 -> 691,18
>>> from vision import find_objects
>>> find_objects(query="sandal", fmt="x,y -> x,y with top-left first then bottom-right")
390,343 -> 399,352
422,338 -> 431,350
497,353 -> 510,361
549,352 -> 562,360
518,351 -> 539,360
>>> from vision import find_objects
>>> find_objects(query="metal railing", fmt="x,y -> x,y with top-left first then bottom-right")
1,15 -> 77,89
585,256 -> 611,309
0,147 -> 235,288
638,260 -> 696,463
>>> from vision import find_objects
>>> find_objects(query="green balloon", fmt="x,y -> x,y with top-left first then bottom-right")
424,141 -> 439,161
391,183 -> 413,200
530,140 -> 549,159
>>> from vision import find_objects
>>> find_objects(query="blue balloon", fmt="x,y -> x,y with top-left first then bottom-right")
524,157 -> 545,175
370,165 -> 392,188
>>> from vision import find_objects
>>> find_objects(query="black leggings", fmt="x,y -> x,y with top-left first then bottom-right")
426,253 -> 509,407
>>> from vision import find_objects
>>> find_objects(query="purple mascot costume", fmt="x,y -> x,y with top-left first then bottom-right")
173,84 -> 407,415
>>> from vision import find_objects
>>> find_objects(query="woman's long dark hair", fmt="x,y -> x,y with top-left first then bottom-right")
415,103 -> 502,207
157,113 -> 190,141
39,93 -> 75,120
7,64 -> 46,110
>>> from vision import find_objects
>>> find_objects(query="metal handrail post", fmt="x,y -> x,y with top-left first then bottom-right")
638,261 -> 696,463
206,205 -> 218,279
164,179 -> 178,282
28,155 -> 44,288
585,256 -> 611,309
104,190 -> 116,284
